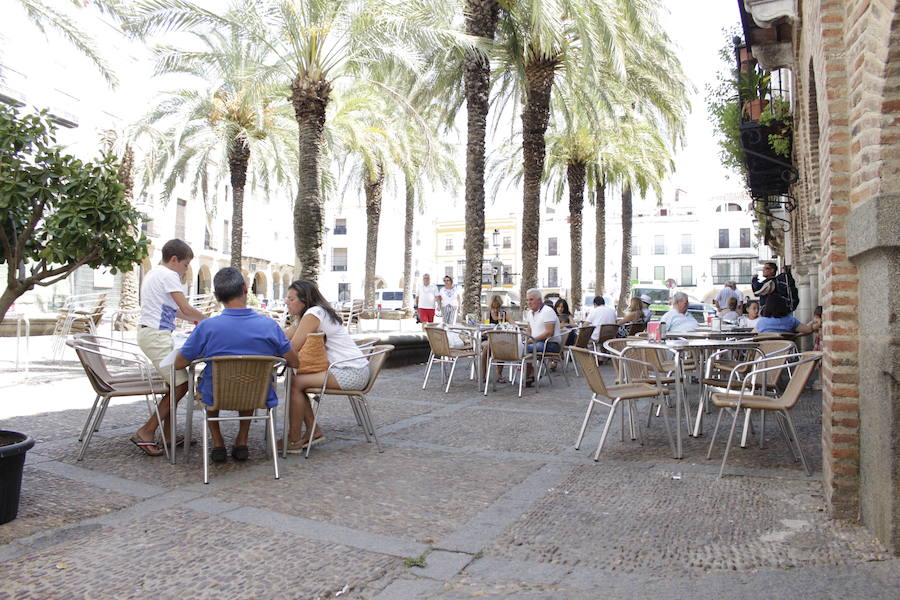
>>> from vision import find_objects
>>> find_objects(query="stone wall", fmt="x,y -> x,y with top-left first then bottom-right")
788,0 -> 899,552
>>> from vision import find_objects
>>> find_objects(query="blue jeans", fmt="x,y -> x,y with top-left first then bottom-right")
527,341 -> 560,354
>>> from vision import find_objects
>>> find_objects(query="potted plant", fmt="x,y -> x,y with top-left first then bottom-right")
757,96 -> 793,157
0,430 -> 34,524
737,68 -> 771,121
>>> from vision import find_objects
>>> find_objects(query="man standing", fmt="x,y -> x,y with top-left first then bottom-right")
714,281 -> 741,311
751,262 -> 797,310
174,267 -> 299,462
586,296 -> 617,342
415,273 -> 438,326
660,292 -> 699,333
523,288 -> 561,387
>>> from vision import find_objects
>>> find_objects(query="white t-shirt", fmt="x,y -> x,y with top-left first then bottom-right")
586,305 -> 617,341
715,287 -> 741,309
439,286 -> 460,308
527,304 -> 561,342
740,316 -> 760,329
305,305 -> 368,369
417,284 -> 438,309
139,266 -> 184,331
721,310 -> 740,323
660,309 -> 699,333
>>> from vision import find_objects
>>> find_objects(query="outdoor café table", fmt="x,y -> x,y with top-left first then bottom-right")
626,338 -> 760,459
665,328 -> 757,340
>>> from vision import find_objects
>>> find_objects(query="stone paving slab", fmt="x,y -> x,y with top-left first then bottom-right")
0,467 -> 138,545
485,464 -> 890,577
395,407 -> 582,455
216,445 -> 541,541
0,507 -> 405,600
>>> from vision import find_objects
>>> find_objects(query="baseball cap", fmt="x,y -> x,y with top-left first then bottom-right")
640,294 -> 652,305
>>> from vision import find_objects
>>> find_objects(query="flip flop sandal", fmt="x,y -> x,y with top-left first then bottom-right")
302,435 -> 325,449
130,435 -> 164,457
210,446 -> 227,463
276,439 -> 306,454
231,445 -> 250,461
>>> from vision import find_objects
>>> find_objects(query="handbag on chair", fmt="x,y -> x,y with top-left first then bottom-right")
299,333 -> 329,374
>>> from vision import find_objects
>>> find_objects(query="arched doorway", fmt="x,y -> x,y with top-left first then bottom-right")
252,272 -> 268,300
197,265 -> 212,295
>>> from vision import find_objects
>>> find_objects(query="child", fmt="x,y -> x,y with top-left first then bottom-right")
131,239 -> 208,456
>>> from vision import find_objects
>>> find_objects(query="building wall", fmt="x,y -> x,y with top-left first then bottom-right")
784,0 -> 899,552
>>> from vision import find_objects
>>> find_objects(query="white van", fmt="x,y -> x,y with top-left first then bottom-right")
374,289 -> 405,311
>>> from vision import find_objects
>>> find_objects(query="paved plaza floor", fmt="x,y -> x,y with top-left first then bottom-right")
0,335 -> 897,599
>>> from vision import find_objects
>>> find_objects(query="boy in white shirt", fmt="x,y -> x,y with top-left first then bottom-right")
131,239 -> 208,456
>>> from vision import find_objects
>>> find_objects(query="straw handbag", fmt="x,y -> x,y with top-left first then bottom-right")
299,333 -> 329,374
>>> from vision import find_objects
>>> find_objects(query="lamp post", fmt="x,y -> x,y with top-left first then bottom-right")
490,229 -> 502,287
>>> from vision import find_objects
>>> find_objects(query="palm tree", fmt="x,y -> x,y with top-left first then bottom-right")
8,0 -> 122,87
133,26 -> 296,270
127,0 -> 461,282
461,0 -> 501,316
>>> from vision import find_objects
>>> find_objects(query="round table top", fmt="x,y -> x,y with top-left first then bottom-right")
665,328 -> 757,340
629,338 -> 760,350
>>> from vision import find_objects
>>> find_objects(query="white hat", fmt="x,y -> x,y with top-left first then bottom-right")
640,294 -> 652,305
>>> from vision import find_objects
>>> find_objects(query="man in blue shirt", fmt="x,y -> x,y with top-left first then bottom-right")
175,268 -> 299,462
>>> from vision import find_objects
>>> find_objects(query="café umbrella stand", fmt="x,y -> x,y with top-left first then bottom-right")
0,430 -> 35,524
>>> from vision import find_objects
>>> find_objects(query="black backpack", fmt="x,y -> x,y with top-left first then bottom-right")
776,272 -> 800,312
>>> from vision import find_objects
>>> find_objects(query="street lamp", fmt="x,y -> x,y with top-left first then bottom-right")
490,229 -> 502,287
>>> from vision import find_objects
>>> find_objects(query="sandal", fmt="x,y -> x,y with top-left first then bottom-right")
210,446 -> 227,463
130,434 -> 164,457
231,445 -> 249,461
276,438 -> 306,454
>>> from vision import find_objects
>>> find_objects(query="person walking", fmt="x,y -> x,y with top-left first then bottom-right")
415,273 -> 438,327
438,275 -> 460,325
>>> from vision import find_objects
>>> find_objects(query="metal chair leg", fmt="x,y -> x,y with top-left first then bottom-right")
445,358 -> 458,393
717,406 -> 743,478
782,410 -> 810,476
357,396 -> 382,453
422,353 -> 435,389
267,409 -> 279,480
304,395 -> 322,458
594,399 -> 620,461
79,394 -> 102,441
575,395 -> 597,449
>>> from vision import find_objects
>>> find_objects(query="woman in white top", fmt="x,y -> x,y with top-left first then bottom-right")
438,275 -> 460,324
281,280 -> 370,453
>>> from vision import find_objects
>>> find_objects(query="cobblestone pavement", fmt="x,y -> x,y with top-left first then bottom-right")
0,336 -> 897,599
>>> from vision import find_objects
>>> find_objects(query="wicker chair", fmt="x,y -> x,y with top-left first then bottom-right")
483,329 -> 535,397
68,338 -> 168,461
707,352 -> 822,477
561,324 -> 595,376
299,345 -> 394,458
422,325 -> 476,392
570,347 -> 674,460
192,355 -> 288,483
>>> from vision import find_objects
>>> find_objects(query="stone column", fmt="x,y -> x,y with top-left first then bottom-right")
793,266 -> 812,350
848,194 -> 900,555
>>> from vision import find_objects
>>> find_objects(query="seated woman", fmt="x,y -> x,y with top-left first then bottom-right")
755,294 -> 820,335
481,295 -> 512,383
616,296 -> 646,338
280,280 -> 370,453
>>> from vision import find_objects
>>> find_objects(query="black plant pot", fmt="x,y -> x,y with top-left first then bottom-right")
0,430 -> 35,524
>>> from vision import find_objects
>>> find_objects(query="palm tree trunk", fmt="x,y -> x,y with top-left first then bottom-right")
617,184 -> 633,313
403,172 -> 415,315
228,142 -> 250,270
595,179 -> 606,298
567,160 -> 585,309
520,57 -> 558,300
116,143 -> 138,330
363,167 -> 385,312
462,0 -> 500,316
290,76 -> 332,281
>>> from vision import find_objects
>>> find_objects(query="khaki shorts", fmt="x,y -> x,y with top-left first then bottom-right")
137,327 -> 188,387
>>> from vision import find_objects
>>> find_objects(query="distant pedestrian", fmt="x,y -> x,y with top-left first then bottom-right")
415,273 -> 438,327
438,275 -> 460,325
714,281 -> 741,312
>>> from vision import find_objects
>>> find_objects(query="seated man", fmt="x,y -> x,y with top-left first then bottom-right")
174,267 -> 299,463
524,287 -> 561,386
586,295 -> 617,342
660,292 -> 699,333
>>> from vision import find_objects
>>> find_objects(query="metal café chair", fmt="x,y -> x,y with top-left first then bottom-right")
422,325 -> 477,393
707,352 -> 822,478
189,355 -> 288,483
570,347 -> 674,460
561,324 -> 595,376
298,344 -> 394,458
482,328 -> 536,397
68,338 -> 169,461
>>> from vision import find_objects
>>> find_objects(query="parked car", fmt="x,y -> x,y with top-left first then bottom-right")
686,298 -> 717,324
374,289 -> 405,310
579,294 -> 614,320
632,286 -> 672,317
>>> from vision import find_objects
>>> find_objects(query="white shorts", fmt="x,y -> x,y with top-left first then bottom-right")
137,327 -> 188,387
